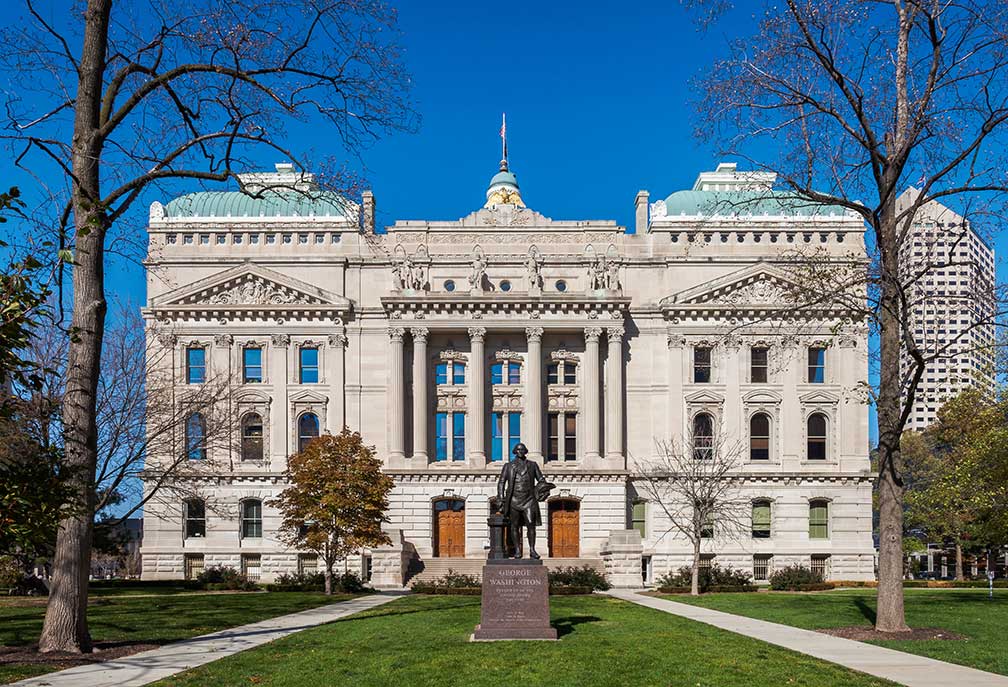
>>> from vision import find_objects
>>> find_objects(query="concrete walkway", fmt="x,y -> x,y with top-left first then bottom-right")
11,593 -> 400,687
608,589 -> 1008,687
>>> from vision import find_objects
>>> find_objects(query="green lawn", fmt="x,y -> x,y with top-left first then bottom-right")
668,588 -> 1008,676
0,590 -> 351,684
152,594 -> 895,687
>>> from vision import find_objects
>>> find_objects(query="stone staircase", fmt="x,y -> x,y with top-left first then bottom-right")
406,557 -> 604,586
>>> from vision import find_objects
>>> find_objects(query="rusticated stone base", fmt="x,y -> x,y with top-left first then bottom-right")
471,560 -> 557,641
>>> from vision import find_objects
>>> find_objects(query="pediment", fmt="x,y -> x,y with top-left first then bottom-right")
152,264 -> 349,309
290,390 -> 328,404
799,389 -> 840,405
662,263 -> 800,308
743,389 -> 783,404
685,389 -> 725,404
235,390 -> 271,404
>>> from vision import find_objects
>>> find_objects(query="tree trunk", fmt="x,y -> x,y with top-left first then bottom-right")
691,540 -> 701,596
955,541 -> 964,581
324,563 -> 333,596
874,192 -> 910,633
38,0 -> 111,654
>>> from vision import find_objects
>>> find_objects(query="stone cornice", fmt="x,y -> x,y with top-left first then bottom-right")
382,293 -> 630,322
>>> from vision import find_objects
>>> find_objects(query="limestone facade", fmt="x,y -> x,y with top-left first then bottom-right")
140,160 -> 876,585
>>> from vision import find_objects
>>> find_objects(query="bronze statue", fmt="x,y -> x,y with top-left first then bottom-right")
496,442 -> 554,559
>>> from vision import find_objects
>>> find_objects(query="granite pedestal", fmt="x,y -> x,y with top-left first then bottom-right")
472,559 -> 557,641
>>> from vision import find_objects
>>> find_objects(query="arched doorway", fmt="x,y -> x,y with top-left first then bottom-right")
433,499 -> 466,557
549,499 -> 580,558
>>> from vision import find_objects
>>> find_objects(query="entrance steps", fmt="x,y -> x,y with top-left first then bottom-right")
406,557 -> 603,585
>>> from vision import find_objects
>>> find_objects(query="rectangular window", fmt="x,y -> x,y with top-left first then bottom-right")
241,501 -> 263,539
452,362 -> 466,385
750,347 -> 768,383
693,347 -> 712,383
547,413 -> 577,461
752,502 -> 771,538
700,553 -> 715,571
436,412 -> 448,461
808,347 -> 826,383
241,554 -> 262,582
508,412 -> 521,458
491,412 -> 504,462
186,347 -> 206,384
243,347 -> 262,383
809,502 -> 829,539
753,554 -> 772,582
563,362 -> 577,385
435,362 -> 448,385
491,411 -> 522,461
184,500 -> 206,538
184,554 -> 205,581
297,554 -> 318,575
508,362 -> 521,385
490,362 -> 504,385
700,515 -> 714,539
548,413 -> 560,461
631,501 -> 647,539
810,554 -> 830,579
299,347 -> 319,384
564,414 -> 577,461
546,363 -> 559,385
452,412 -> 465,461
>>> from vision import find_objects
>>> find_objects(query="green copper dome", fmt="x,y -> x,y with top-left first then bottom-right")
663,190 -> 849,217
488,170 -> 519,189
165,190 -> 351,219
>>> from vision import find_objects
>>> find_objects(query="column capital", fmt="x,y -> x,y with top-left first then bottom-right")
468,326 -> 487,343
271,333 -> 290,348
585,327 -> 603,343
526,326 -> 544,343
328,332 -> 348,349
605,326 -> 624,341
388,327 -> 406,343
409,326 -> 429,343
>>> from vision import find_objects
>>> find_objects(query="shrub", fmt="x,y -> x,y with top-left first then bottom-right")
195,565 -> 258,590
410,568 -> 481,595
659,584 -> 758,594
548,566 -> 611,592
769,564 -> 823,590
656,564 -> 753,592
0,557 -> 23,589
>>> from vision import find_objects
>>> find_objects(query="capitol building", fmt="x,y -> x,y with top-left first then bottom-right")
139,155 -> 876,586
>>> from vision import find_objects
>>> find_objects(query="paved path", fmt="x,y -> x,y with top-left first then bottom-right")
607,589 -> 1008,687
11,593 -> 400,687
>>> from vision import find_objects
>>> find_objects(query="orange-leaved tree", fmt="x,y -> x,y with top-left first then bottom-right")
269,429 -> 393,595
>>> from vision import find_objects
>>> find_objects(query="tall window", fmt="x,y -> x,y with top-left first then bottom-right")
184,499 -> 206,538
185,413 -> 206,460
693,346 -> 712,383
700,511 -> 714,539
299,347 -> 319,383
297,413 -> 319,453
751,500 -> 771,538
186,347 -> 206,384
809,500 -> 829,539
750,346 -> 769,383
243,347 -> 263,383
491,411 -> 522,461
435,412 -> 465,461
490,360 -> 522,385
241,413 -> 264,461
691,412 -> 714,460
546,361 -> 577,385
241,499 -> 263,538
807,413 -> 828,460
631,500 -> 647,539
749,413 -> 771,461
435,361 -> 466,385
807,346 -> 826,383
547,413 -> 577,461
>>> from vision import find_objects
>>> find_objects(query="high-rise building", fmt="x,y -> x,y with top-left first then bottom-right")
896,188 -> 996,431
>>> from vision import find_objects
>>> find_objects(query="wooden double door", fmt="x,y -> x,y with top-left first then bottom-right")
549,499 -> 580,558
434,499 -> 465,558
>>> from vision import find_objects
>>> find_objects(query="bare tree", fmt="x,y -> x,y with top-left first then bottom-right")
687,0 -> 1008,632
634,433 -> 749,596
1,0 -> 414,652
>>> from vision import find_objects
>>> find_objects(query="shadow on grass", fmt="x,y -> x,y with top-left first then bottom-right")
853,597 -> 877,625
553,615 -> 602,638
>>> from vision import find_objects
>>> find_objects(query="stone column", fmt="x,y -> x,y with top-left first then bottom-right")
605,326 -> 624,463
525,327 -> 544,462
583,327 -> 602,463
327,331 -> 348,432
388,327 -> 406,463
468,327 -> 487,465
270,334 -> 290,468
410,327 -> 429,463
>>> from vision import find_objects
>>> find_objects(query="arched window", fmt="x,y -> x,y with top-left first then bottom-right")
809,500 -> 829,539
297,413 -> 320,453
241,413 -> 264,462
241,499 -> 263,538
692,412 -> 714,460
185,413 -> 206,460
749,413 -> 771,461
751,500 -> 771,538
183,499 -> 206,538
807,413 -> 828,460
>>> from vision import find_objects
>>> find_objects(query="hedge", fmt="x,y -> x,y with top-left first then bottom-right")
658,585 -> 759,594
410,584 -> 596,596
772,582 -> 835,592
903,579 -> 1008,588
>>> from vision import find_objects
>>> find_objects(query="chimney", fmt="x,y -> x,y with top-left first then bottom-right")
362,190 -> 375,233
635,190 -> 649,234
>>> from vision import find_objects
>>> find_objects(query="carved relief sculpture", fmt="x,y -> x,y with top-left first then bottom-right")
469,250 -> 488,292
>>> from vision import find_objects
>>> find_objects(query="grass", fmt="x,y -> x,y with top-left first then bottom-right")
668,588 -> 1008,676
152,594 -> 896,687
0,589 -> 352,684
